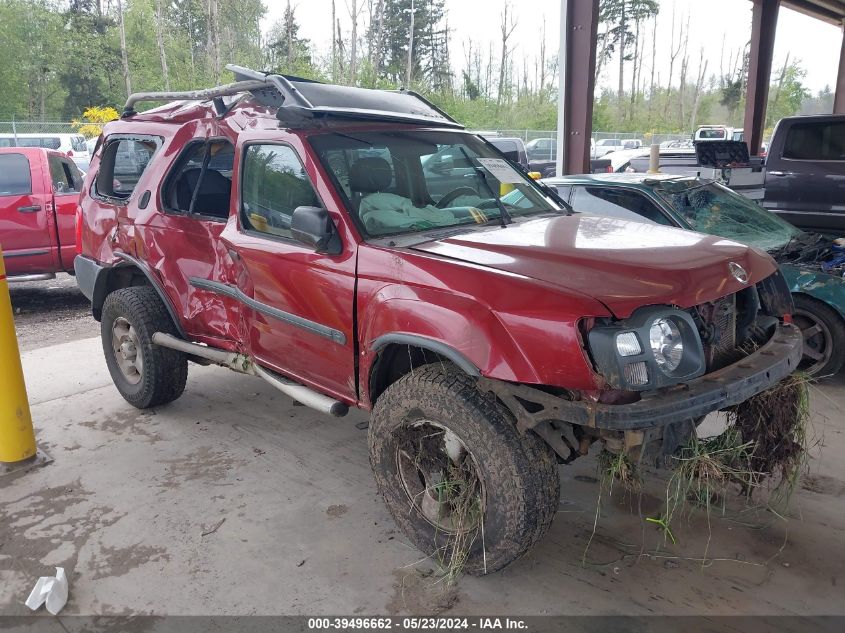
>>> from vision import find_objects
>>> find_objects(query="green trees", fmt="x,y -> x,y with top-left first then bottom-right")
0,0 -> 819,134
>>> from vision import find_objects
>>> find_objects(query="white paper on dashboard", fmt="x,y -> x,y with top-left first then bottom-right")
475,158 -> 523,184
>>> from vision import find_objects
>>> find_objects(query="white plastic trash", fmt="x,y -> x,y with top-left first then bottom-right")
25,567 -> 68,615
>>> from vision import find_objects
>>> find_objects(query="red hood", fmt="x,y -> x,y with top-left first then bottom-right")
411,214 -> 777,318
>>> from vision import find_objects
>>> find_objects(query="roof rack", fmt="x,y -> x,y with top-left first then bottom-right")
122,64 -> 464,129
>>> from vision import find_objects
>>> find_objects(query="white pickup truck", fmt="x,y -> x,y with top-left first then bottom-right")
623,141 -> 766,201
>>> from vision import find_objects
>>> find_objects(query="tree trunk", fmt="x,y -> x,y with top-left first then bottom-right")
206,0 -> 221,80
772,52 -> 790,111
373,0 -> 385,75
690,49 -> 708,129
630,16 -> 640,111
155,0 -> 170,90
349,0 -> 358,83
405,0 -> 415,86
331,0 -> 337,81
497,2 -> 516,106
617,0 -> 626,101
539,17 -> 546,95
116,0 -> 132,97
336,18 -> 346,79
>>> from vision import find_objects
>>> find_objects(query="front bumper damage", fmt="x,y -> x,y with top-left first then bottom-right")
479,323 -> 802,459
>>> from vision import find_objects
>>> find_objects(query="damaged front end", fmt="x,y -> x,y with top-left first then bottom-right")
478,270 -> 803,466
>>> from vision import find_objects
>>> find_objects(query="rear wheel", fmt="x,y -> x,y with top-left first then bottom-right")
369,363 -> 560,575
793,294 -> 845,378
101,286 -> 188,408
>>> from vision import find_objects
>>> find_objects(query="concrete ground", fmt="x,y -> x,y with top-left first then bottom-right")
1,277 -> 845,616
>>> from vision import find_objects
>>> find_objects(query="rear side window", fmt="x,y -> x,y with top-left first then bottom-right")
0,153 -> 31,195
95,137 -> 159,200
163,139 -> 234,219
570,186 -> 672,226
783,121 -> 845,161
241,144 -> 320,239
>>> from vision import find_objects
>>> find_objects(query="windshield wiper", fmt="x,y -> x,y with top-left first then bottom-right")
457,146 -> 512,227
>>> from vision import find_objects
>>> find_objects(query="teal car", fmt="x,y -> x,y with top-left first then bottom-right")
531,174 -> 845,377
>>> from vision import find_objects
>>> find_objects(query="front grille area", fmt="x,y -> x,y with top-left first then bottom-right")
694,293 -> 740,370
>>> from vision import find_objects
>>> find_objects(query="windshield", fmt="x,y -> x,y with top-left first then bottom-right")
653,179 -> 802,251
309,130 -> 562,237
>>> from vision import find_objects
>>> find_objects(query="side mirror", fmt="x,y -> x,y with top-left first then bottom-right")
290,206 -> 342,255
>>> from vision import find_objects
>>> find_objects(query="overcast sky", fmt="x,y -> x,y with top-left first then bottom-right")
264,0 -> 843,93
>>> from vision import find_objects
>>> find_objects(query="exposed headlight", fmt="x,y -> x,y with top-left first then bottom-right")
649,318 -> 683,372
586,306 -> 706,391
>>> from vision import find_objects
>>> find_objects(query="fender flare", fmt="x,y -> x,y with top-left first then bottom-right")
370,333 -> 481,377
82,252 -> 187,339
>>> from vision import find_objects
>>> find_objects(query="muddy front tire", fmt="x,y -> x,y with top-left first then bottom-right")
369,364 -> 560,575
101,287 -> 188,409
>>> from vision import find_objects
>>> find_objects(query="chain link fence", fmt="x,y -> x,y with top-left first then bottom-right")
0,121 -> 81,135
495,129 -> 691,145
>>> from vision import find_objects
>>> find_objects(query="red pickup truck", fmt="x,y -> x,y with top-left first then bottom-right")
0,147 -> 83,281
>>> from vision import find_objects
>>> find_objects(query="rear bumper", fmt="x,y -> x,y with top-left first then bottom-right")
481,323 -> 803,432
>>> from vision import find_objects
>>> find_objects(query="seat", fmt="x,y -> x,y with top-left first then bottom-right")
348,157 -> 393,210
175,168 -> 231,218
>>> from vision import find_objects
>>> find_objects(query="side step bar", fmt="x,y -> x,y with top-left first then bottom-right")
152,332 -> 348,417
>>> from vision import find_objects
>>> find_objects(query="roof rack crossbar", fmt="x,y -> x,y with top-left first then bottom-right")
225,64 -> 314,110
122,79 -> 269,117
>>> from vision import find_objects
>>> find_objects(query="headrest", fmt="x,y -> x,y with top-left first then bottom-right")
349,157 -> 392,193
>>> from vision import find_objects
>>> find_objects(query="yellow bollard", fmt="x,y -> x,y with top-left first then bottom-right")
0,246 -> 37,466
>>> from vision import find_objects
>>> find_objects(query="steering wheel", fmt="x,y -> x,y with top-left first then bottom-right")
436,187 -> 480,209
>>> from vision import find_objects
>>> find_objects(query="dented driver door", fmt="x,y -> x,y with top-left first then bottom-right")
218,136 -> 358,403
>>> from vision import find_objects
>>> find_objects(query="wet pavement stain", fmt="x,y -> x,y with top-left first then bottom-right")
155,446 -> 244,491
80,409 -> 164,444
0,479 -> 125,605
326,504 -> 348,519
87,544 -> 171,580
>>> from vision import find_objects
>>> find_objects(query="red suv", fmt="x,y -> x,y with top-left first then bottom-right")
75,66 -> 802,573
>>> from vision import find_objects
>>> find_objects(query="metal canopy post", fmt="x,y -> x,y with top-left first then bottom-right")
835,21 -> 845,113
556,0 -> 599,176
744,0 -> 780,156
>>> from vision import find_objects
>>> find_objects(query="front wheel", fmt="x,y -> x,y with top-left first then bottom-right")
793,294 -> 845,378
101,286 -> 188,408
368,364 -> 560,575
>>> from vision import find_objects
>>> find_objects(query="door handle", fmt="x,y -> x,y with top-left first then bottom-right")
767,171 -> 786,177
17,205 -> 41,213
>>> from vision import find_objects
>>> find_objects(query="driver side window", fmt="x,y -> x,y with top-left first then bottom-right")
241,144 -> 320,239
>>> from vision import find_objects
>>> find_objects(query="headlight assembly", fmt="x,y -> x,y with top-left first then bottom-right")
587,307 -> 706,391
